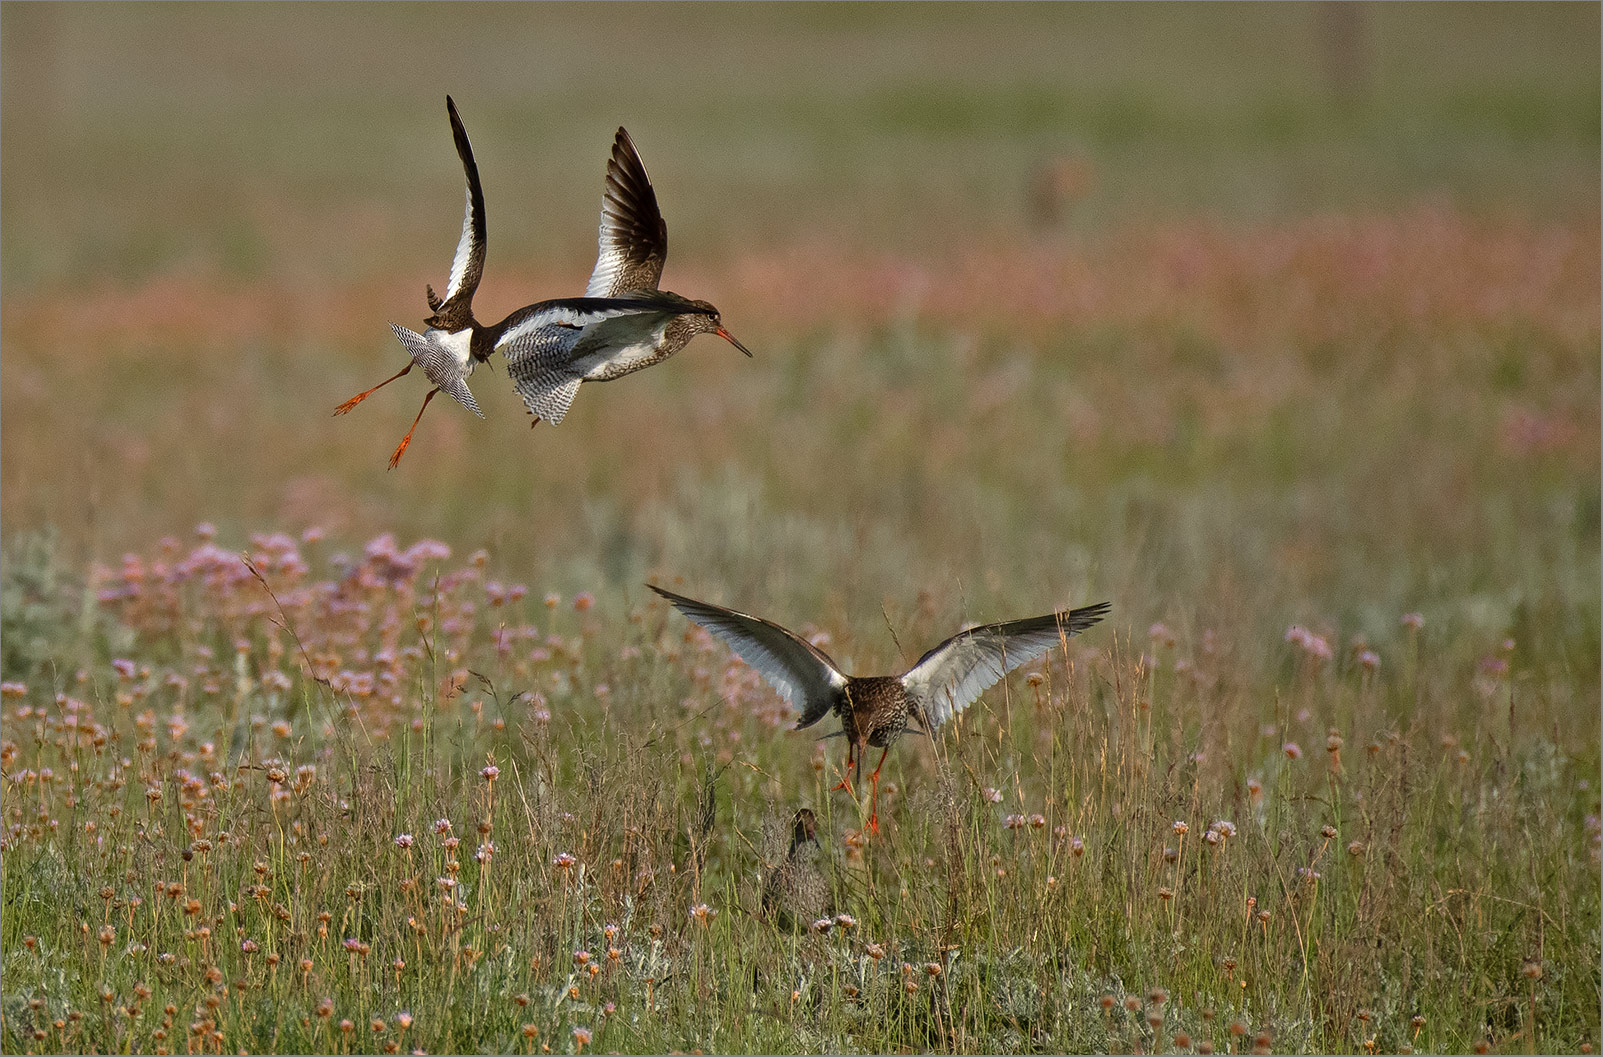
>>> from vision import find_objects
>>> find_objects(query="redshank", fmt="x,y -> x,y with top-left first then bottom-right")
502,127 -> 751,427
760,808 -> 831,929
649,585 -> 1111,831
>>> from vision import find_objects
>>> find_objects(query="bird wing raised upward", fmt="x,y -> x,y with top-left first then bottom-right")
585,128 -> 668,297
439,96 -> 487,310
900,602 -> 1110,729
388,323 -> 482,417
649,585 -> 847,730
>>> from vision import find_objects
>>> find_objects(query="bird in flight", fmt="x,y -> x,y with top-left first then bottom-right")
334,99 -> 750,467
650,585 -> 1110,832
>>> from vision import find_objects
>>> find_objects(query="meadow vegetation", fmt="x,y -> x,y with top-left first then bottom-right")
1,4 -> 1599,1053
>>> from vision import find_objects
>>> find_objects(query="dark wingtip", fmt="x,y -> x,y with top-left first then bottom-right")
1071,601 -> 1113,630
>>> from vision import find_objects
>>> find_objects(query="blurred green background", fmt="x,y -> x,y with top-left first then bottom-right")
1,2 -> 1597,640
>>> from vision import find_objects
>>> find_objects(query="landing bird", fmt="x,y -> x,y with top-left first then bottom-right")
334,100 -> 751,467
760,808 -> 831,930
502,126 -> 751,427
650,585 -> 1111,832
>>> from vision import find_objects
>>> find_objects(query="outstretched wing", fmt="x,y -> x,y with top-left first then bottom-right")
649,585 -> 847,730
585,128 -> 667,297
497,320 -> 584,424
388,323 -> 482,417
901,602 -> 1110,729
439,96 -> 487,311
494,295 -> 703,423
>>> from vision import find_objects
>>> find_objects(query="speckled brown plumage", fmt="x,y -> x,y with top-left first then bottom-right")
761,809 -> 831,930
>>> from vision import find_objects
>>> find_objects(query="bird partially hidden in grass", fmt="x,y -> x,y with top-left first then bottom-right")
760,808 -> 831,930
650,585 -> 1111,832
333,98 -> 751,468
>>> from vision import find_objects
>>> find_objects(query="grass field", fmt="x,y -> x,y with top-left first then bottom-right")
2,3 -> 1599,1053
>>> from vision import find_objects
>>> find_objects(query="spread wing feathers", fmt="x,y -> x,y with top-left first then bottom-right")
649,585 -> 847,729
901,602 -> 1111,729
585,127 -> 668,298
388,324 -> 483,417
510,366 -> 583,424
440,96 -> 487,308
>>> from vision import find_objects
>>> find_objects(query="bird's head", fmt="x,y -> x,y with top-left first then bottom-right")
791,808 -> 819,847
688,300 -> 752,357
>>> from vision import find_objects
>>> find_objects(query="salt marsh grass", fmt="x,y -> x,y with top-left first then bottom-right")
2,3 -> 1598,1052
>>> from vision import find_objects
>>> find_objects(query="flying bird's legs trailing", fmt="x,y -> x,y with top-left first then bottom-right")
388,388 -> 440,470
333,362 -> 414,416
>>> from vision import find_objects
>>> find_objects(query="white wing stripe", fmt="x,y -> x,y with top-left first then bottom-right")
444,184 -> 475,301
496,303 -> 650,346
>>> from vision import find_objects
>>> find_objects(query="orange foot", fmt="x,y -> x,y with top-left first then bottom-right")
335,362 -> 413,417
388,388 -> 439,470
530,418 -> 542,429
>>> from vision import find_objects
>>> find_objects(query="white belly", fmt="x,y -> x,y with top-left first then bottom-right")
572,316 -> 671,380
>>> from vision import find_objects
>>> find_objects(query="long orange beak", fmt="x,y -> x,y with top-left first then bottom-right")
715,326 -> 753,357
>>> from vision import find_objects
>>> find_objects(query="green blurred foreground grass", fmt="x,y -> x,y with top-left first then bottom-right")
1,3 -> 1599,1053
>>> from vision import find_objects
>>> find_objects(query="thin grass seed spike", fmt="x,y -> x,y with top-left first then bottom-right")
334,101 -> 752,467
649,585 -> 1110,833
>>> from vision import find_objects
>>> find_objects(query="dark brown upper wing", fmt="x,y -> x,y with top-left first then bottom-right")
585,128 -> 668,297
437,96 -> 487,314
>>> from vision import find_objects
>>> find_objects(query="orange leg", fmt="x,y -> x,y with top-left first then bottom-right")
867,748 -> 889,833
334,361 -> 412,416
388,387 -> 439,469
530,418 -> 542,429
831,741 -> 856,792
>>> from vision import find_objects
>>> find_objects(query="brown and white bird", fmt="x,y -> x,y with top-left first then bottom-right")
500,126 -> 751,427
650,585 -> 1110,831
334,99 -> 750,466
760,808 -> 831,930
